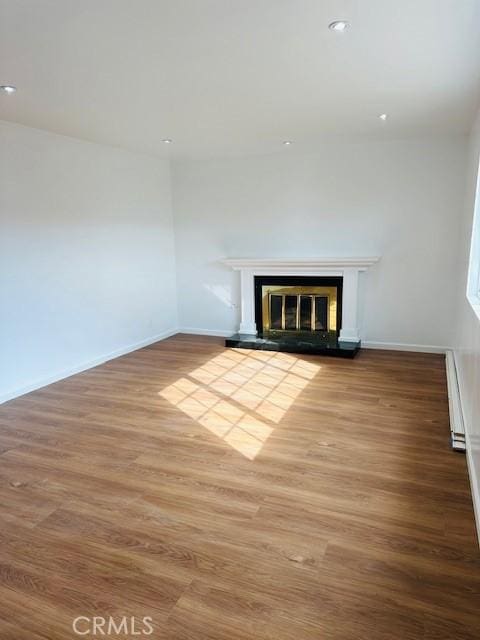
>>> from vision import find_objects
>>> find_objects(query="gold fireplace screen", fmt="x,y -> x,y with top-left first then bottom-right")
261,285 -> 338,333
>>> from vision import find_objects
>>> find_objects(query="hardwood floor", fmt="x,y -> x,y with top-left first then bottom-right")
0,334 -> 478,639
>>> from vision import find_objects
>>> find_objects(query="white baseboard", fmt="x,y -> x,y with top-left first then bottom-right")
447,349 -> 479,547
0,328 -> 178,405
466,435 -> 480,548
362,340 -> 448,354
174,332 -> 454,357
445,350 -> 466,451
177,333 -> 449,352
178,327 -> 233,338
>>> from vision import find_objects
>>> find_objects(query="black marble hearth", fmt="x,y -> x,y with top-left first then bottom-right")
225,332 -> 360,358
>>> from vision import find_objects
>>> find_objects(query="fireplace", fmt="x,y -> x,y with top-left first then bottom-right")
222,257 -> 380,358
254,275 -> 342,338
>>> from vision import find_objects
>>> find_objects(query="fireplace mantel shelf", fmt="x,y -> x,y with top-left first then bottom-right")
222,257 -> 380,270
223,256 -> 381,342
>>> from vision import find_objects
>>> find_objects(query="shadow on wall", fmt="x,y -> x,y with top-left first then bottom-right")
203,283 -> 235,308
159,348 -> 320,460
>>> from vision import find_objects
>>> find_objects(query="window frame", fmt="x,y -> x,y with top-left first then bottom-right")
467,155 -> 480,320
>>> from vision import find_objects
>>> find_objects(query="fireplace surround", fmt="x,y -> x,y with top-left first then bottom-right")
222,257 -> 379,357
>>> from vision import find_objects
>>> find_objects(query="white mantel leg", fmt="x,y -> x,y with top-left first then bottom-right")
238,269 -> 257,335
339,268 -> 361,343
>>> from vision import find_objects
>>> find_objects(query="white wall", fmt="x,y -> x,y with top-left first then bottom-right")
172,138 -> 467,347
0,121 -> 177,402
0,124 -> 471,403
454,110 -> 480,532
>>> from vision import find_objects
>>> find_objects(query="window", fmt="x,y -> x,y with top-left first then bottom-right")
467,155 -> 480,320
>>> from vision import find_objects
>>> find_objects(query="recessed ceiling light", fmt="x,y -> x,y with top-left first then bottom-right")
283,141 -> 293,146
162,139 -> 172,144
328,20 -> 349,32
379,113 -> 388,121
0,85 -> 17,94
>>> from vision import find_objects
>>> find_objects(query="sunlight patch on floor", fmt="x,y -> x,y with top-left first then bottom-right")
159,349 -> 320,459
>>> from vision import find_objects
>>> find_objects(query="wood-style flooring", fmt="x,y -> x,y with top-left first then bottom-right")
0,334 -> 478,639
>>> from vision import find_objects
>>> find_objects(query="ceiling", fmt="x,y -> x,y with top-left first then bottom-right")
1,0 -> 480,158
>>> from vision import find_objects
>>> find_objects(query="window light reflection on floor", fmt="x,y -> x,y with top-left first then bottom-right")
159,348 -> 320,460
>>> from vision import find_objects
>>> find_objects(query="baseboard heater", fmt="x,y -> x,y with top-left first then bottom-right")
445,350 -> 466,452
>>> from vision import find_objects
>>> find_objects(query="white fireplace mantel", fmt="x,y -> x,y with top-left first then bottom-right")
222,257 -> 380,342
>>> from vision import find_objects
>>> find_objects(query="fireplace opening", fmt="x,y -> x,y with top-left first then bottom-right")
266,288 -> 333,332
254,276 -> 343,339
